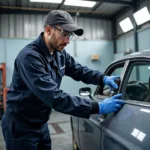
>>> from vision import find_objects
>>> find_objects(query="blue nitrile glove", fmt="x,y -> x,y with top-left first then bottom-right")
103,76 -> 120,89
98,94 -> 125,114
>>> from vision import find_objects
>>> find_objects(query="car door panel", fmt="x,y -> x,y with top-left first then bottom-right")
101,102 -> 150,150
71,57 -> 150,150
71,116 -> 80,149
79,113 -> 101,150
78,96 -> 103,150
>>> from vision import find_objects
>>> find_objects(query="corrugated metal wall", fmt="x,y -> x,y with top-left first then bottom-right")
0,14 -> 112,40
116,0 -> 150,36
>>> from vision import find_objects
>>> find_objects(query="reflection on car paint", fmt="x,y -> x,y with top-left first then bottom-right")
129,52 -> 141,55
71,49 -> 150,150
131,128 -> 146,142
140,108 -> 150,113
143,49 -> 150,52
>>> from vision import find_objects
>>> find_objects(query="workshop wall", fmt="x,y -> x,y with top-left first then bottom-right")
0,14 -> 112,40
62,40 -> 113,96
0,39 -> 5,62
116,33 -> 134,53
116,27 -> 150,58
116,0 -> 150,55
0,38 -> 113,96
116,0 -> 150,36
0,13 -> 113,96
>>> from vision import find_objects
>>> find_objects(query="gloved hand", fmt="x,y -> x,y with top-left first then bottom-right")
103,76 -> 120,89
98,94 -> 125,114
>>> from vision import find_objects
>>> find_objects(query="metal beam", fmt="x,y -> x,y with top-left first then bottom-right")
0,6 -> 111,15
70,12 -> 111,20
90,2 -> 103,12
16,0 -> 21,7
112,18 -> 117,53
56,0 -> 65,10
112,6 -> 130,19
132,0 -> 138,52
112,0 -> 144,20
85,0 -> 134,6
0,7 -> 111,20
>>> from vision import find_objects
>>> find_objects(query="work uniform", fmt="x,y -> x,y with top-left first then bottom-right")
1,32 -> 104,150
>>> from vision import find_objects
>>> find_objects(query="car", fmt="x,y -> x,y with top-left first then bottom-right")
70,49 -> 150,150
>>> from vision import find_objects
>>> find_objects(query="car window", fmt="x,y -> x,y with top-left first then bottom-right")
103,67 -> 122,90
95,64 -> 125,97
123,62 -> 150,102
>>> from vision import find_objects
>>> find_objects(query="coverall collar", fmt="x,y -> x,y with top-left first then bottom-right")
35,32 -> 64,63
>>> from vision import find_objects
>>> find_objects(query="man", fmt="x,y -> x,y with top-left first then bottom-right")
1,10 -> 124,150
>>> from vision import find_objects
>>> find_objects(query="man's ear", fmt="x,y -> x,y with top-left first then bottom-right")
45,25 -> 53,35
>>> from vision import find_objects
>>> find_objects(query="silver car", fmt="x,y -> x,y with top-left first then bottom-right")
71,49 -> 150,150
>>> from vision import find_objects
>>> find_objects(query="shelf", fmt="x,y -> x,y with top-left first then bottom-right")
0,63 -> 7,112
0,63 -> 6,88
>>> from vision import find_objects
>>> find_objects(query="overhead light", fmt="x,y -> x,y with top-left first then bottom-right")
64,0 -> 96,8
133,7 -> 150,25
119,17 -> 134,33
30,0 -> 63,3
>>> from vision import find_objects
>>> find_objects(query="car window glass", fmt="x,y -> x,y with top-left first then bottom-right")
102,67 -> 123,96
103,67 -> 122,91
124,63 -> 150,102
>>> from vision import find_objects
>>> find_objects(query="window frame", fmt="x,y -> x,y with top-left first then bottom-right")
119,59 -> 150,107
94,60 -> 127,97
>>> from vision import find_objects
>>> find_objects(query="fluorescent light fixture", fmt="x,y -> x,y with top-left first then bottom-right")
64,0 -> 96,8
30,0 -> 63,3
133,7 -> 150,25
119,17 -> 134,33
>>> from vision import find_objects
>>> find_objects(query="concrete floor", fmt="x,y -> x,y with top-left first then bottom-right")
0,111 -> 73,150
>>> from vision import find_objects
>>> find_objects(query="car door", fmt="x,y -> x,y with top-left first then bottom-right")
99,59 -> 150,150
78,61 -> 126,150
78,95 -> 101,150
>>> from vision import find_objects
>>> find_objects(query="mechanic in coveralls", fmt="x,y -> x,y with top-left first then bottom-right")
1,10 -> 124,150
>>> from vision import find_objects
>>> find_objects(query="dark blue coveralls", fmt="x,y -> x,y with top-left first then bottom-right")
1,32 -> 104,150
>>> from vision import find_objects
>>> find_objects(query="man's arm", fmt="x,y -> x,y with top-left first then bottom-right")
17,51 -> 124,118
64,52 -> 104,86
64,51 -> 120,89
17,51 -> 98,118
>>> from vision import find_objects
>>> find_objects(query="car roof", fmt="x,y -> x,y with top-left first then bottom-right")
112,49 -> 150,64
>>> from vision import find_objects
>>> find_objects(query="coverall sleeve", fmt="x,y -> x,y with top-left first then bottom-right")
65,52 -> 104,85
17,52 -> 94,118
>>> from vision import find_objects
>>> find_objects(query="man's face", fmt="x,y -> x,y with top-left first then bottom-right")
47,25 -> 73,51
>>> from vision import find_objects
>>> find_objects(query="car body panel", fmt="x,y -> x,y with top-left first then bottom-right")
71,49 -> 150,150
101,103 -> 150,150
79,114 -> 101,150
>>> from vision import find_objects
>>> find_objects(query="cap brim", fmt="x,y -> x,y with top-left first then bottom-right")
60,24 -> 83,36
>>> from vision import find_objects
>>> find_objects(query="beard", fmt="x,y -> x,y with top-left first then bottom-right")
49,41 -> 66,51
48,35 -> 67,52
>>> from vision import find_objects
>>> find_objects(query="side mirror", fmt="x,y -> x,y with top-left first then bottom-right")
79,87 -> 92,97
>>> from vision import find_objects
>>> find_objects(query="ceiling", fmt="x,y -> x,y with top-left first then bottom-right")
0,0 -> 145,20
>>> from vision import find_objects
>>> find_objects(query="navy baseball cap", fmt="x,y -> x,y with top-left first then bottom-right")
44,10 -> 83,36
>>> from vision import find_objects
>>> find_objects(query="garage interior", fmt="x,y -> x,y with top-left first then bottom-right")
0,0 -> 150,149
